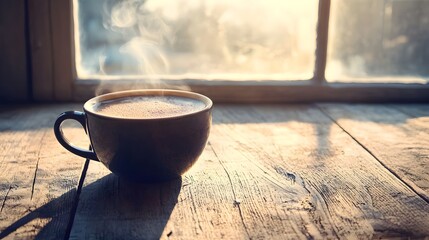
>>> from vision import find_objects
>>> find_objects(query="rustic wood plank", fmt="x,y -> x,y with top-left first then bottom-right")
0,104 -> 88,239
211,105 -> 429,238
392,104 -> 429,119
319,104 -> 429,202
69,141 -> 253,239
69,104 -> 429,239
0,0 -> 29,102
28,0 -> 54,101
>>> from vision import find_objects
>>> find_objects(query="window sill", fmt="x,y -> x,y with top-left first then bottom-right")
72,78 -> 429,103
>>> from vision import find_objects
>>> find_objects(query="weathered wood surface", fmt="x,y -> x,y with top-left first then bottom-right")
1,104 -> 429,239
0,104 -> 87,239
319,104 -> 429,202
70,104 -> 429,239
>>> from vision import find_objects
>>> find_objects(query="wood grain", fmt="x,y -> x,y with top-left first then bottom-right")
69,104 -> 429,239
319,104 -> 429,202
212,105 -> 429,238
70,142 -> 252,239
0,104 -> 87,239
393,104 -> 429,119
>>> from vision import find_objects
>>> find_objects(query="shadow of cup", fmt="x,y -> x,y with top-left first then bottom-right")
70,174 -> 182,238
0,173 -> 182,240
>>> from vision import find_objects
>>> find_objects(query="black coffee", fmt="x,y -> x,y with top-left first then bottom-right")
92,95 -> 206,118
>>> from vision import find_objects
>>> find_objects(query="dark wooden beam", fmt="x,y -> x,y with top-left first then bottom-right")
0,0 -> 29,102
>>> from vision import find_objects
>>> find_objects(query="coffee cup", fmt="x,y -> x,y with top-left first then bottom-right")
54,89 -> 212,182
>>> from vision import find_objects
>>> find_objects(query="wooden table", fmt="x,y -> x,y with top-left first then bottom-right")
0,103 -> 428,239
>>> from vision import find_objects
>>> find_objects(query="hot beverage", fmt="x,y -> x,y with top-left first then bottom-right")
92,95 -> 206,119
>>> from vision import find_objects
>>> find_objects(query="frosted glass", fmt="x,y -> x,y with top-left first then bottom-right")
327,0 -> 429,83
75,0 -> 318,80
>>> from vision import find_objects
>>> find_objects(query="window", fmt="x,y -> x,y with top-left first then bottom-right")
27,0 -> 429,102
76,0 -> 318,81
327,0 -> 429,83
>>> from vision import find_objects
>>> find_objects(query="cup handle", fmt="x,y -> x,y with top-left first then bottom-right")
54,111 -> 99,161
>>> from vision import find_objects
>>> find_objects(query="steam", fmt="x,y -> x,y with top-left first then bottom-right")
76,0 -> 318,95
95,0 -> 176,95
111,1 -> 137,28
106,0 -> 172,76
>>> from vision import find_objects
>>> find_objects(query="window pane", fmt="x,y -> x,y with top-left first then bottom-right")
75,0 -> 318,80
326,0 -> 429,83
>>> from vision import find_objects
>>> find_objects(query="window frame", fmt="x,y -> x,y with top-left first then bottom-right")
29,0 -> 429,102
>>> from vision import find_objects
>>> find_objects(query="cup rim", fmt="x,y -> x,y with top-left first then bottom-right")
83,89 -> 213,120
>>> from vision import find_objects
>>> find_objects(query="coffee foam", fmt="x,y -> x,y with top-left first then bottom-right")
91,95 -> 206,118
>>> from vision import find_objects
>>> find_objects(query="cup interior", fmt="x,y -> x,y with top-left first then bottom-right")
84,89 -> 213,120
